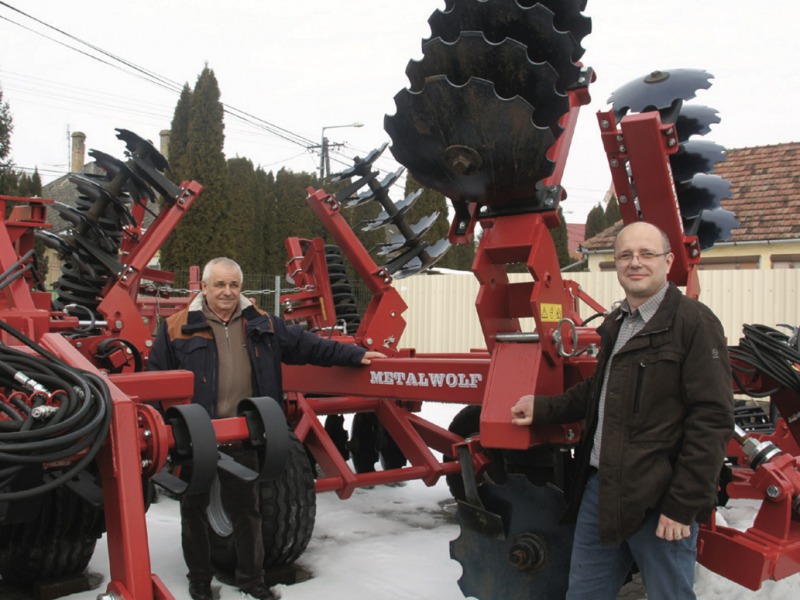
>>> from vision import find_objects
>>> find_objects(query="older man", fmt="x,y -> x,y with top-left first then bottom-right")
511,222 -> 733,599
149,257 -> 383,600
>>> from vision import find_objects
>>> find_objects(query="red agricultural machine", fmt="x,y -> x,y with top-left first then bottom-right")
2,1 -> 799,599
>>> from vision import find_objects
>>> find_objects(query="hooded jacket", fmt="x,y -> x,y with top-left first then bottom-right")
147,293 -> 367,418
533,284 -> 734,544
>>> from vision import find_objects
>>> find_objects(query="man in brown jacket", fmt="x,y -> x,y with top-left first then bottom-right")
511,222 -> 734,599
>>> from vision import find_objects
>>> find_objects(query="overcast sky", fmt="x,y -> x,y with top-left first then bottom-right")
1,0 -> 798,223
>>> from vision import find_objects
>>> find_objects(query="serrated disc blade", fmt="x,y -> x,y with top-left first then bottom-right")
384,76 -> 555,208
449,476 -> 572,600
669,140 -> 727,183
676,173 -> 732,219
384,241 -> 428,272
116,128 -> 169,171
329,143 -> 389,182
50,201 -> 90,228
531,0 -> 592,50
405,211 -> 441,238
391,238 -> 451,278
361,200 -> 412,232
675,104 -> 720,142
694,208 -> 739,250
407,34 -> 567,135
344,167 -> 404,208
427,0 -> 582,91
608,69 -> 713,122
68,173 -> 118,206
89,149 -> 155,205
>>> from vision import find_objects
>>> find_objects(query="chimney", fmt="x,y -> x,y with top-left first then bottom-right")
160,129 -> 171,161
71,131 -> 86,172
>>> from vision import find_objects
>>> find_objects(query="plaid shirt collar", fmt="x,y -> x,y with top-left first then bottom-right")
617,282 -> 669,324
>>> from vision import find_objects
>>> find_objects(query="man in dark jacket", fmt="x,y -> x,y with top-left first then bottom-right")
148,257 -> 383,600
511,222 -> 734,599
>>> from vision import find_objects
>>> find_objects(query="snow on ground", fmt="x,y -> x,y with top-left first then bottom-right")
60,403 -> 800,599
63,479 -> 800,600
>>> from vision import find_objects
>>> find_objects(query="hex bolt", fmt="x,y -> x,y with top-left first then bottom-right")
366,338 -> 374,345
766,485 -> 781,499
668,138 -> 677,147
566,429 -> 575,440
143,430 -> 152,438
145,340 -> 153,348
619,195 -> 628,204
610,159 -> 619,168
601,119 -> 610,129
115,320 -> 123,329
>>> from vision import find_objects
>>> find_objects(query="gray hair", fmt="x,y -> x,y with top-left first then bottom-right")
202,257 -> 243,285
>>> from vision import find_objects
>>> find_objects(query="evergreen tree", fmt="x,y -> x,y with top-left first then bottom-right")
254,168 -> 282,274
604,194 -> 621,227
167,84 -> 192,174
584,203 -> 607,240
160,67 -> 229,271
0,84 -> 14,194
551,207 -> 571,268
0,85 -> 11,168
226,157 -> 261,272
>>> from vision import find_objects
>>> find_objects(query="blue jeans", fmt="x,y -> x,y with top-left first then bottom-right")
567,471 -> 699,600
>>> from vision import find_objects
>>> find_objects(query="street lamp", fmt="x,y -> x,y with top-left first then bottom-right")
319,122 -> 364,179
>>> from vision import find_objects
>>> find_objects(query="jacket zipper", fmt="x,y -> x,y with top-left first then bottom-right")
633,361 -> 645,414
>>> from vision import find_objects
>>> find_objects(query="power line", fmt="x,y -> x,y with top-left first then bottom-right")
0,2 -> 318,153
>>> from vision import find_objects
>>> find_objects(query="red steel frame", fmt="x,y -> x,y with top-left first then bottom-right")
2,72 -> 799,598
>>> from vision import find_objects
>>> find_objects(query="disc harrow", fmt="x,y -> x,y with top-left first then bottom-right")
330,144 -> 450,278
607,68 -> 738,251
385,0 -> 591,211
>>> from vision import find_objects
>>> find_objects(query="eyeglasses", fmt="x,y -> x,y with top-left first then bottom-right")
614,251 -> 670,264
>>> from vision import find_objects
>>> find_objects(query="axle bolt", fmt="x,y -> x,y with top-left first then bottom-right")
508,533 -> 547,572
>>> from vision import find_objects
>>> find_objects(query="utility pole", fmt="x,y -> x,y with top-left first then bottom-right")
310,122 -> 364,179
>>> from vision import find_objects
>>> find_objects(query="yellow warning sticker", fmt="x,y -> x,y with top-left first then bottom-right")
540,303 -> 562,323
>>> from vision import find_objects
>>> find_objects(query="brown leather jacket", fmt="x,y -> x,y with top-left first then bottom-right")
534,284 -> 734,544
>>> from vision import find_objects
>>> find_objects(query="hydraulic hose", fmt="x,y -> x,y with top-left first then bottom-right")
728,323 -> 800,396
0,319 -> 113,501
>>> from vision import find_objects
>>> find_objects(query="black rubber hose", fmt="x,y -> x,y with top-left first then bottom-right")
0,321 -> 113,501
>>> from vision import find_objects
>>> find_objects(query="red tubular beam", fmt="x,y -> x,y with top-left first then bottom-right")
38,333 -> 170,600
283,357 -> 490,404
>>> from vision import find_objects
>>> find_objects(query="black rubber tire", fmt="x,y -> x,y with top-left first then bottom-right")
349,413 -> 407,473
324,414 -> 350,461
0,486 -> 103,584
444,405 -> 482,501
445,406 -> 576,501
209,432 -> 317,573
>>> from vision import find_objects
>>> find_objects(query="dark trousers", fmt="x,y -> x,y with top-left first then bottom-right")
180,446 -> 264,589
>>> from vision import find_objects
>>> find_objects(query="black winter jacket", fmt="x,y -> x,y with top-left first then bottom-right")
147,295 -> 367,418
533,284 -> 734,544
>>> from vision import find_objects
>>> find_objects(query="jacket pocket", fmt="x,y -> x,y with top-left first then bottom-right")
628,350 -> 684,442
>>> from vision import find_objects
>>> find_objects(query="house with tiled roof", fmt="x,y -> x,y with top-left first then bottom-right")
580,142 -> 800,271
566,222 -> 586,261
